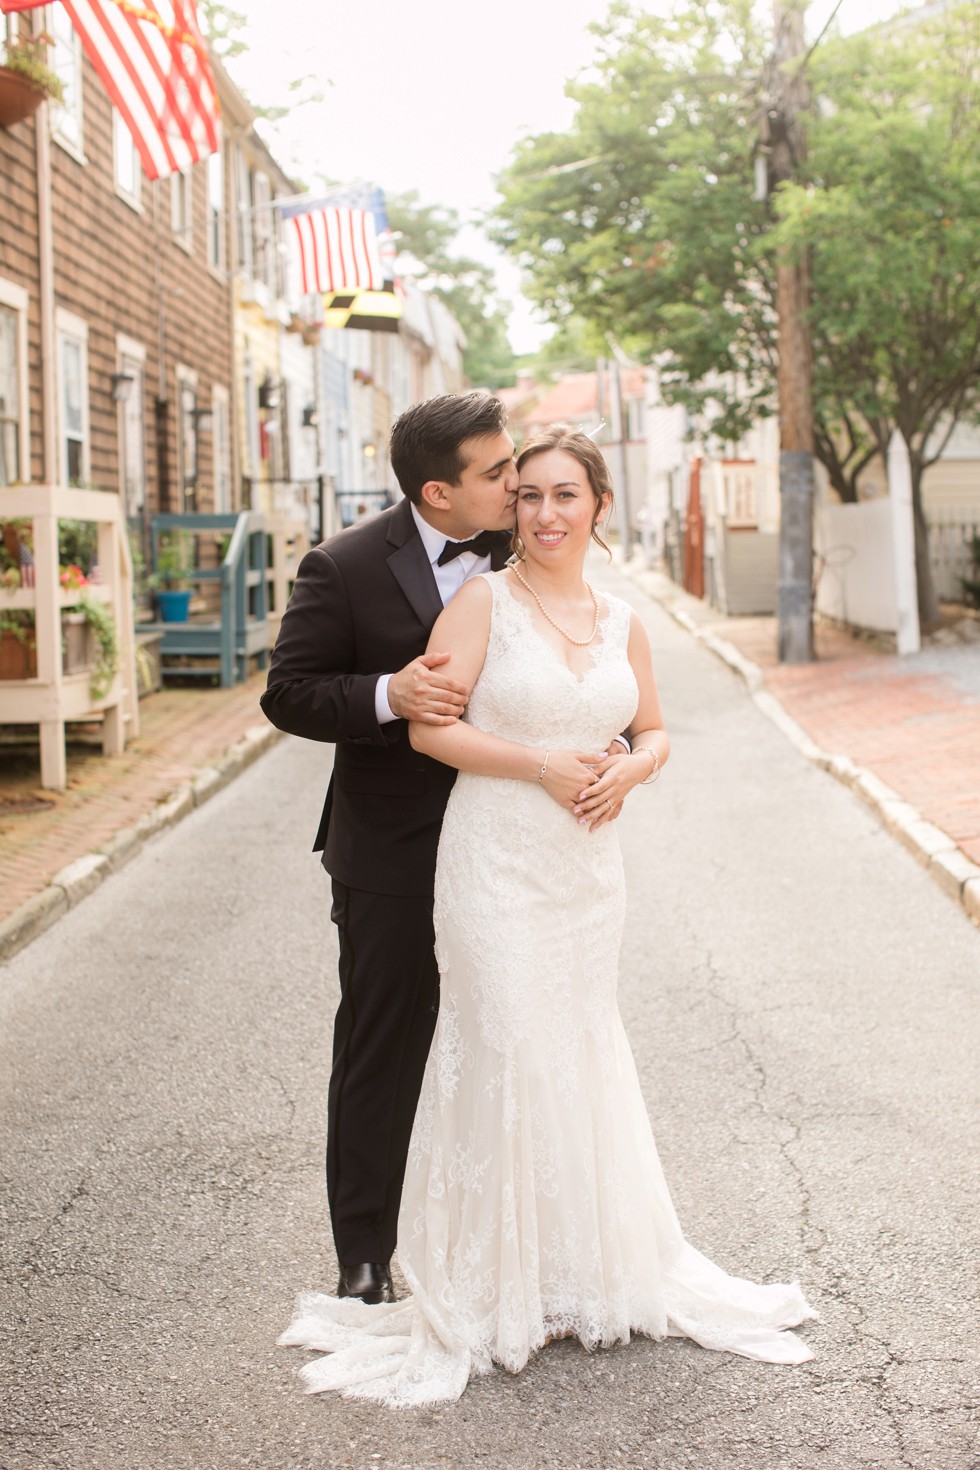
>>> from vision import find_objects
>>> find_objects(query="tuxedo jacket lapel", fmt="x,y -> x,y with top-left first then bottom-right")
386,498 -> 443,631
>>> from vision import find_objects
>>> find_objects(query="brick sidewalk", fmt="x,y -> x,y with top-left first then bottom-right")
0,673 -> 271,925
641,570 -> 980,869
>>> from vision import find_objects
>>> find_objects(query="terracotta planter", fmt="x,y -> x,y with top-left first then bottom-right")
0,66 -> 46,129
0,627 -> 36,679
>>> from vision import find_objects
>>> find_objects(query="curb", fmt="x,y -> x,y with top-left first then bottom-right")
620,560 -> 980,927
0,723 -> 282,966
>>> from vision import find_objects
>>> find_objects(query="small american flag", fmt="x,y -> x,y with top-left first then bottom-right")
0,0 -> 220,181
18,540 -> 34,589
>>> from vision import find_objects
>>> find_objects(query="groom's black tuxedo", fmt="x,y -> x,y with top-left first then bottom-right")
260,496 -> 512,1266
261,497 -> 510,892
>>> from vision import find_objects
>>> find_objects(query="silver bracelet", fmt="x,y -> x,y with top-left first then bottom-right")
637,748 -> 660,785
536,751 -> 550,783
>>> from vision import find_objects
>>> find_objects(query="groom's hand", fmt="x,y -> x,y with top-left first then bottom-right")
389,651 -> 470,725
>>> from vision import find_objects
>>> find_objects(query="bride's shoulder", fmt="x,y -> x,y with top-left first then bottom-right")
597,588 -> 632,621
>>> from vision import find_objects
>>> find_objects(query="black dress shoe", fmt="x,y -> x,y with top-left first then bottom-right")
336,1262 -> 395,1305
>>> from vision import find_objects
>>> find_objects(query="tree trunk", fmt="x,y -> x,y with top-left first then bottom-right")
910,461 -> 940,630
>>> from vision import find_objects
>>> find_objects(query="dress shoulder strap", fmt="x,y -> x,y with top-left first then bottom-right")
597,589 -> 633,649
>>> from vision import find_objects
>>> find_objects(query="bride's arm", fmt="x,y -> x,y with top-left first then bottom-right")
574,612 -> 670,829
409,579 -> 606,810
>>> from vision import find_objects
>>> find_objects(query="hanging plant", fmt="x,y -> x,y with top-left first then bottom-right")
76,591 -> 119,700
60,565 -> 119,700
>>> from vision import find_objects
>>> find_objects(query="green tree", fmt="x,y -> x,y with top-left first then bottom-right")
197,0 -> 249,60
493,0 -> 980,625
386,191 -> 516,389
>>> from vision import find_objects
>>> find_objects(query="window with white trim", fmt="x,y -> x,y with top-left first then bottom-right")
207,146 -> 224,273
56,310 -> 89,485
212,386 -> 231,512
253,171 -> 275,296
116,339 -> 146,518
114,109 -> 141,205
0,282 -> 29,487
235,147 -> 253,279
176,367 -> 199,512
50,8 -> 83,155
171,167 -> 193,250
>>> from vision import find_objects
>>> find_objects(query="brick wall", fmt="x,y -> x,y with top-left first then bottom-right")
0,37 -> 233,517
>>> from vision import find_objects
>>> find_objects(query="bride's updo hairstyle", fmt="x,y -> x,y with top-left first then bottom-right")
515,424 -> 613,558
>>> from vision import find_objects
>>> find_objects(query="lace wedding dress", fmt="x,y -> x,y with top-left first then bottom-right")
281,574 -> 816,1404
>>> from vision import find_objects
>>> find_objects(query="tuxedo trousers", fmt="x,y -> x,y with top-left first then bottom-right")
327,879 -> 440,1266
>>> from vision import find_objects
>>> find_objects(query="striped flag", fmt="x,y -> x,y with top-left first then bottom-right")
0,0 -> 220,180
281,202 -> 385,296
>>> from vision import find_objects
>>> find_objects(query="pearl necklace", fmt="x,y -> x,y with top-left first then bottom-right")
512,564 -> 600,646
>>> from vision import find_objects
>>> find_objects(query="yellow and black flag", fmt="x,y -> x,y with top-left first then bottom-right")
323,286 -> 402,334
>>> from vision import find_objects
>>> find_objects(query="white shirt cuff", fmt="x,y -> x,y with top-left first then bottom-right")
375,673 -> 397,725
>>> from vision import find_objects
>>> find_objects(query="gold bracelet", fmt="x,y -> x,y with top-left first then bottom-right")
536,751 -> 550,783
637,748 -> 660,785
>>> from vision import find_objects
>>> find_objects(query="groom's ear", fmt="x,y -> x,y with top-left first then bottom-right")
420,479 -> 452,513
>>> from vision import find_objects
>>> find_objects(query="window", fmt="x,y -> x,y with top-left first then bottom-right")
114,109 -> 141,205
207,146 -> 224,272
56,310 -> 89,485
235,148 -> 253,279
50,8 -> 83,156
252,171 -> 275,295
242,353 -> 260,481
0,282 -> 29,487
176,367 -> 199,512
116,338 -> 146,518
212,386 -> 231,512
171,167 -> 193,250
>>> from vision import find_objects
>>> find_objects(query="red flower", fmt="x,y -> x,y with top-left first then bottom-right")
60,564 -> 89,591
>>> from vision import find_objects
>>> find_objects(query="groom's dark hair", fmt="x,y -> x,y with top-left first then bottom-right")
390,392 -> 508,503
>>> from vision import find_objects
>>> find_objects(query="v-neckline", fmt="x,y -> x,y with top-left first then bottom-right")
499,575 -> 609,684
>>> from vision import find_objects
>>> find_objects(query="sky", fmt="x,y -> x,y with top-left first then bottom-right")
227,0 -> 912,353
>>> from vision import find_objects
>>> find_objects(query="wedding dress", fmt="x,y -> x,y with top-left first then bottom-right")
281,573 -> 816,1405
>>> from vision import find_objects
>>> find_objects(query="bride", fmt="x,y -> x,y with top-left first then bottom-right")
280,425 -> 816,1404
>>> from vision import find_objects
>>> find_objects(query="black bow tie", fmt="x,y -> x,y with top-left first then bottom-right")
436,530 -> 506,566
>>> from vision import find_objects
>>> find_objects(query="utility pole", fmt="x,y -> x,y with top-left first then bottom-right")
766,0 -> 815,663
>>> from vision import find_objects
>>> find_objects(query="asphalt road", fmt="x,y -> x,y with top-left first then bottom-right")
2,563 -> 978,1470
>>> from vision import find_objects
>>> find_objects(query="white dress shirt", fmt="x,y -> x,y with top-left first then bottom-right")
374,506 -> 495,725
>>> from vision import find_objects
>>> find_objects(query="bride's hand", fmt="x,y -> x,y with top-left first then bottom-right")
572,748 -> 647,831
539,750 -> 609,813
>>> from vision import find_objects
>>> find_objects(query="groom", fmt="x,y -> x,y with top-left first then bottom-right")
260,392 -> 519,1305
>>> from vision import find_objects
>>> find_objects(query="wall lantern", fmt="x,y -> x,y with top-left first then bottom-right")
258,372 -> 281,412
301,404 -> 319,429
362,442 -> 377,460
110,372 -> 135,403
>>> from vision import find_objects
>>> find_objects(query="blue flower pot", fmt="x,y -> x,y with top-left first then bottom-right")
155,589 -> 192,623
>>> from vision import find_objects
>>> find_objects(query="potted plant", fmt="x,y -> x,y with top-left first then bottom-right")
60,563 -> 119,700
0,607 -> 36,679
148,531 -> 194,622
0,32 -> 64,129
0,520 -> 35,678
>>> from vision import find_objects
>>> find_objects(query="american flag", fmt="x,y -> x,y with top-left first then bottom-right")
283,203 -> 386,297
0,0 -> 220,181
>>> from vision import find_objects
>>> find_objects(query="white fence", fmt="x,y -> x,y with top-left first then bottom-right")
813,432 -> 921,654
